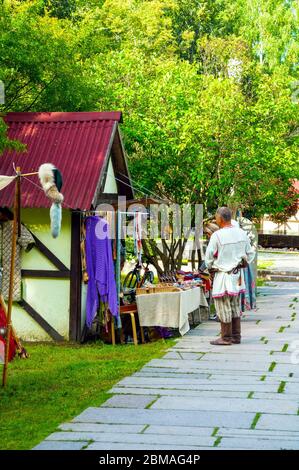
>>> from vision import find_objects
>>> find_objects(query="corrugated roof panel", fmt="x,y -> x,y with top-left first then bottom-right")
0,112 -> 122,210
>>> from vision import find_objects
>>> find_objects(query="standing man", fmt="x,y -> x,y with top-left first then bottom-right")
205,207 -> 255,345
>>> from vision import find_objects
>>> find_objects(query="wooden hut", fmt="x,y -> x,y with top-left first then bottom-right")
0,112 -> 133,342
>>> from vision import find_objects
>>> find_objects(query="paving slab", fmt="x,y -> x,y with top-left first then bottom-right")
73,407 -> 255,429
164,352 -> 202,360
103,394 -> 157,409
198,354 -> 276,363
33,441 -> 88,450
142,367 -> 289,378
146,359 -> 270,371
256,414 -> 299,431
217,427 -> 299,439
218,437 -> 299,450
86,443 -> 212,450
249,391 -> 299,401
151,396 -> 298,415
58,423 -> 145,433
286,383 -> 299,393
111,387 -> 250,399
144,425 -> 215,436
117,376 -> 281,387
45,431 -> 216,448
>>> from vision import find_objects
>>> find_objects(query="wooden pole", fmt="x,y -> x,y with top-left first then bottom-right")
20,172 -> 39,177
2,168 -> 21,387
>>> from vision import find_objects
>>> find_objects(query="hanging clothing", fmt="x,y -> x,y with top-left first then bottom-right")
0,306 -> 16,362
0,175 -> 15,192
0,222 -> 35,301
85,216 -> 118,328
205,226 -> 255,298
241,263 -> 256,311
238,216 -> 258,311
134,212 -> 143,264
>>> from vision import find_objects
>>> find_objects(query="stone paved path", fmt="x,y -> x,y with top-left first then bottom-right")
258,252 -> 299,273
34,282 -> 299,450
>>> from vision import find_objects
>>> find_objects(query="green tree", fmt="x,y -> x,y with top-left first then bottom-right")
0,0 -> 98,113
0,0 -> 298,226
0,117 -> 25,155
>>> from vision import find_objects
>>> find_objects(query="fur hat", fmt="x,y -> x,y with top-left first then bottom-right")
38,163 -> 64,204
38,163 -> 64,237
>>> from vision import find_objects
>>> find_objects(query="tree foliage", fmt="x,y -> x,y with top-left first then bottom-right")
0,0 -> 298,221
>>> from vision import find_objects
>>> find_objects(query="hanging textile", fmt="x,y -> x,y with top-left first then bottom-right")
0,175 -> 15,192
134,212 -> 143,264
0,306 -> 16,362
238,216 -> 258,311
85,216 -> 118,328
38,164 -> 64,238
0,222 -> 35,301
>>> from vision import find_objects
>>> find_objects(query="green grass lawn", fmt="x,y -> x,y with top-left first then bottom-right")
0,339 -> 173,450
257,260 -> 274,270
256,277 -> 269,287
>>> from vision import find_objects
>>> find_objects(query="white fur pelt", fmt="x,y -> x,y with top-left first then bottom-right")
38,163 -> 64,238
50,202 -> 62,239
38,163 -> 64,203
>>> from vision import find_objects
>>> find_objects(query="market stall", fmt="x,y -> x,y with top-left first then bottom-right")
136,285 -> 208,336
0,111 -> 134,345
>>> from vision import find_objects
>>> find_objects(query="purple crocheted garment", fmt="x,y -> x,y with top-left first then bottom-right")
85,216 -> 118,328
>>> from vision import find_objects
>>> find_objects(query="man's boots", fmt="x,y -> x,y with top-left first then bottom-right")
210,322 -> 232,345
231,317 -> 241,344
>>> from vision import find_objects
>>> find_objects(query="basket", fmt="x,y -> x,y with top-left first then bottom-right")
136,286 -> 180,295
155,283 -> 173,288
152,286 -> 181,294
136,287 -> 156,295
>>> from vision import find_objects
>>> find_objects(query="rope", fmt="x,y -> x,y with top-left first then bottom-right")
117,171 -> 172,203
105,172 -> 153,199
23,172 -> 171,213
21,176 -> 74,210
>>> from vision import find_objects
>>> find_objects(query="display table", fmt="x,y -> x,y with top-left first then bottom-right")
136,286 -> 208,336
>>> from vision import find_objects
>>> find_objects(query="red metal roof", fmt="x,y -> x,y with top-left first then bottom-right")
0,112 -> 123,210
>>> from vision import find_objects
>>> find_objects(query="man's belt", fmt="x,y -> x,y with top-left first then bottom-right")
210,258 -> 249,275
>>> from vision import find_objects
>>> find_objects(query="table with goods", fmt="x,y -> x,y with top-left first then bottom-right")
135,271 -> 210,336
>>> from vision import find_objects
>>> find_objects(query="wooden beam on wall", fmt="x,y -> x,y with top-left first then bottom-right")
69,211 -> 82,342
18,299 -> 64,342
30,233 -> 70,271
21,270 -> 70,279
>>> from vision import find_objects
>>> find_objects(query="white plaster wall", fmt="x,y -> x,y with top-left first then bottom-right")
11,208 -> 71,341
103,158 -> 118,194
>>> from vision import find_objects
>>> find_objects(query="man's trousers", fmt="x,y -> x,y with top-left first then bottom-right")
214,295 -> 240,323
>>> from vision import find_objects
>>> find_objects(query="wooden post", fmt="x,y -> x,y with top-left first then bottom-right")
2,168 -> 21,387
69,211 -> 82,342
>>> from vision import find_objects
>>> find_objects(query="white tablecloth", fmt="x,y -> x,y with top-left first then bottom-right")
136,287 -> 208,336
